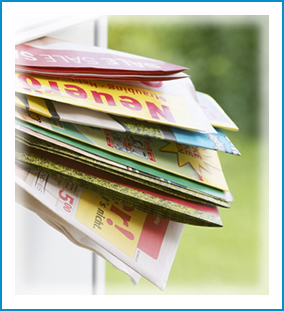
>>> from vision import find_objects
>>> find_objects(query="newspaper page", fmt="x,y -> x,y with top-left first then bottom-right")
15,164 -> 184,290
15,177 -> 141,286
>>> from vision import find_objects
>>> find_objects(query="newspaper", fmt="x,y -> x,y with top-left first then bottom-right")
15,181 -> 141,286
15,164 -> 184,290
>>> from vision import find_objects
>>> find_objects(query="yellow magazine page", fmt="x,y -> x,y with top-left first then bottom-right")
15,92 -> 127,132
75,126 -> 229,192
15,126 -> 231,207
15,72 -> 214,133
15,108 -> 229,191
197,92 -> 239,131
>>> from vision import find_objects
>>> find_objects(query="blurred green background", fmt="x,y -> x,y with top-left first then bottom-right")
104,15 -> 269,295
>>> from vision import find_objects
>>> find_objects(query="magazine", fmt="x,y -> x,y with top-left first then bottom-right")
16,143 -> 223,227
15,108 -> 229,191
16,127 -> 231,208
15,92 -> 240,155
15,72 -> 215,133
15,36 -> 188,77
15,118 -> 231,203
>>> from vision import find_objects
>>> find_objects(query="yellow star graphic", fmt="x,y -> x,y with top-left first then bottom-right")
159,142 -> 223,183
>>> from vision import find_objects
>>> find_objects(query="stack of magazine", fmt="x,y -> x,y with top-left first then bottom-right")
15,37 -> 240,290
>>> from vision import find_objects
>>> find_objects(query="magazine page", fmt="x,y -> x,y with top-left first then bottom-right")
15,117 -> 230,202
196,92 -> 239,131
15,67 -> 189,81
15,92 -> 240,155
15,73 -> 215,134
15,164 -> 184,290
15,124 -> 232,208
15,145 -> 223,226
15,123 -> 126,169
15,36 -> 188,75
16,128 -> 231,208
15,108 -> 229,191
15,92 -> 126,132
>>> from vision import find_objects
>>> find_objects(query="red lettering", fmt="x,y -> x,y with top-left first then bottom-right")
58,190 -> 74,213
119,96 -> 142,111
176,143 -> 184,154
106,204 -> 135,240
185,149 -> 193,157
59,190 -> 74,205
106,218 -> 134,240
144,141 -> 152,152
124,139 -> 132,149
146,101 -> 176,123
18,74 -> 41,88
45,81 -> 61,95
195,153 -> 202,160
109,204 -> 131,227
106,137 -> 114,148
148,152 -> 156,162
91,90 -> 116,106
103,129 -> 111,137
18,74 -> 42,95
63,202 -> 72,213
64,84 -> 87,99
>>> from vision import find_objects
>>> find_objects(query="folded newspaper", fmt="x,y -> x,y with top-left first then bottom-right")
15,164 -> 184,290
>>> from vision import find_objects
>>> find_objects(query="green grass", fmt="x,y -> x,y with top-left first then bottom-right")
105,133 -> 269,295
